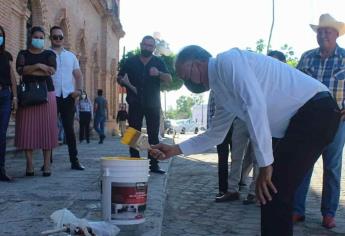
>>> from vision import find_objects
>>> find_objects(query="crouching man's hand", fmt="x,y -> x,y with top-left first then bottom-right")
149,144 -> 182,160
256,165 -> 277,205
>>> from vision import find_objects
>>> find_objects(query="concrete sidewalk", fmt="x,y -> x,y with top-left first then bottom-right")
0,135 -> 173,236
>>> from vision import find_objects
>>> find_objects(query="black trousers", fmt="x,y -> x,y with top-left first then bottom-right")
261,93 -> 340,236
57,95 -> 78,163
128,102 -> 160,169
216,126 -> 233,193
79,112 -> 91,142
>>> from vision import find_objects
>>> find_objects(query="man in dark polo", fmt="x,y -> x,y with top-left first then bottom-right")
117,35 -> 172,173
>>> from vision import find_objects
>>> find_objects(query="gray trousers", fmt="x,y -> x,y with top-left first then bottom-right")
229,118 -> 258,195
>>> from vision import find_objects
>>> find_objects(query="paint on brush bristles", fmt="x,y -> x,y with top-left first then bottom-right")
121,127 -> 150,151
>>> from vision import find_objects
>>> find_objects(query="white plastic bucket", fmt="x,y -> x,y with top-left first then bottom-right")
101,157 -> 149,225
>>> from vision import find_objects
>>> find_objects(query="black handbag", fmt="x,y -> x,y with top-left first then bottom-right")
17,80 -> 48,107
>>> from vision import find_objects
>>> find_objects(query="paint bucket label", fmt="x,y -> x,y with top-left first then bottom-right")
111,182 -> 147,220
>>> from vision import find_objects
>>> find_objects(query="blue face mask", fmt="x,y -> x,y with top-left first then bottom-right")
0,36 -> 3,46
31,38 -> 45,49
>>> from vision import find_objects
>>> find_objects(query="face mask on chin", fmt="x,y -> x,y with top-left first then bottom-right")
141,50 -> 153,58
184,79 -> 207,94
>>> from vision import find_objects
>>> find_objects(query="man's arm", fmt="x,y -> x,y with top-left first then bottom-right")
71,68 -> 83,98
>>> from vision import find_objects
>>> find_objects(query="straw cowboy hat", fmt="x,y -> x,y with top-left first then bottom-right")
310,13 -> 345,36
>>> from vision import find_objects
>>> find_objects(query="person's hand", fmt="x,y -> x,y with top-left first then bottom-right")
70,90 -> 81,99
12,97 -> 18,111
340,109 -> 345,121
256,165 -> 277,205
117,74 -> 130,86
149,67 -> 160,77
149,143 -> 182,160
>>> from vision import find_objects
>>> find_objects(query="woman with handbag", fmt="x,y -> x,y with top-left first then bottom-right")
0,25 -> 17,181
15,26 -> 58,177
76,91 -> 93,143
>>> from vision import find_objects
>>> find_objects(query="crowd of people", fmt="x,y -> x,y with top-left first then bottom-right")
150,13 -> 345,236
1,12 -> 344,236
0,25 -> 111,181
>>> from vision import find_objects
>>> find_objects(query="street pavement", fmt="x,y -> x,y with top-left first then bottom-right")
0,135 -> 171,236
162,134 -> 345,236
1,133 -> 344,236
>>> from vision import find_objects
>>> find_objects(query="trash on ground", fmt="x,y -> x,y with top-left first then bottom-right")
41,208 -> 120,236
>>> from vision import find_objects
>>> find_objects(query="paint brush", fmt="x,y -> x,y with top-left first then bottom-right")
121,127 -> 151,151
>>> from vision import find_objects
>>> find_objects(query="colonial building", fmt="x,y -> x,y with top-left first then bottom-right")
0,0 -> 125,121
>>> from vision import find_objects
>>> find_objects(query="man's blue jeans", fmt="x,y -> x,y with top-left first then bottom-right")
94,116 -> 106,138
294,121 -> 345,217
0,88 -> 12,168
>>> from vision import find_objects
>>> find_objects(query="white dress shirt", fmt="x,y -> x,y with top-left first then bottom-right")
179,48 -> 329,167
51,48 -> 80,98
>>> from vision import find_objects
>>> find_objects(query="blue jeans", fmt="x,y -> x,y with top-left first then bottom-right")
94,116 -> 106,138
0,88 -> 12,168
294,121 -> 345,217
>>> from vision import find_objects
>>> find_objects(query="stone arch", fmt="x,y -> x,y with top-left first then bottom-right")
25,0 -> 49,48
110,58 -> 118,119
28,0 -> 48,28
91,45 -> 100,99
54,8 -> 71,49
76,29 -> 88,88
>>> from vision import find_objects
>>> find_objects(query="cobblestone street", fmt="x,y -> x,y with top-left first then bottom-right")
162,135 -> 345,236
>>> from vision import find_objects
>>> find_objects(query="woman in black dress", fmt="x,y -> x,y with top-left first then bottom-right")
15,26 -> 58,177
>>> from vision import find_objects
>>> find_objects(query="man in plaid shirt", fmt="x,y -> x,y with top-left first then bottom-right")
293,13 -> 345,229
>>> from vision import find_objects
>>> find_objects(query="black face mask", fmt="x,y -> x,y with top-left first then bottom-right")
184,79 -> 207,94
141,50 -> 153,58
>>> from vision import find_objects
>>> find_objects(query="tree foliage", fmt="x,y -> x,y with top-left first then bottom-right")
247,39 -> 299,67
165,94 -> 204,119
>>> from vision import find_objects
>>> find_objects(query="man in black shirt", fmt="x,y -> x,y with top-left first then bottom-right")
117,35 -> 172,174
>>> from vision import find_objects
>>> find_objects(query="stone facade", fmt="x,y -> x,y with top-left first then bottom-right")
0,0 -> 124,120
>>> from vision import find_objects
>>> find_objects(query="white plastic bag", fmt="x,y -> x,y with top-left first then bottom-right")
46,208 -> 120,236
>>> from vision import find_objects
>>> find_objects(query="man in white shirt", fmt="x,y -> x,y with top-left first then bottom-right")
150,45 -> 340,235
50,26 -> 85,170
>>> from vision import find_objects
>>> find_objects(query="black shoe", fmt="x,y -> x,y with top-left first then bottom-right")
25,171 -> 34,176
216,191 -> 226,198
150,168 -> 166,174
99,134 -> 105,144
42,172 -> 51,177
71,161 -> 85,170
243,194 -> 256,205
0,168 -> 12,181
215,192 -> 240,202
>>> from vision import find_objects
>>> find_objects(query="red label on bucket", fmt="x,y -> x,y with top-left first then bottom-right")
111,182 -> 147,221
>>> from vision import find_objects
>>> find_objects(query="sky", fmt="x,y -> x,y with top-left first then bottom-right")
119,0 -> 345,109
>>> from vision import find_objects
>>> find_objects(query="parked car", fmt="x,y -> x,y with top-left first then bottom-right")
167,119 -> 201,134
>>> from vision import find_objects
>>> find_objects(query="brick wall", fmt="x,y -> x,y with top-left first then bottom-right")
0,0 -> 125,121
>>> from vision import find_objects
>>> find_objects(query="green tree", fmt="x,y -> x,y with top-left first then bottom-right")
247,39 -> 299,67
174,95 -> 196,119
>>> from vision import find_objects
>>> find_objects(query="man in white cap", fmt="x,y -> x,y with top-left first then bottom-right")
293,13 -> 345,229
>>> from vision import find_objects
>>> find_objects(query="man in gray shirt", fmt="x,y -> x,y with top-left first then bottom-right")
94,89 -> 108,144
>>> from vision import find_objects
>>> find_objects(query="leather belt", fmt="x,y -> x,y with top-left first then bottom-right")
310,91 -> 331,102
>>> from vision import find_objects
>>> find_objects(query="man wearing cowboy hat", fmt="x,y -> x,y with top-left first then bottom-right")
293,13 -> 345,229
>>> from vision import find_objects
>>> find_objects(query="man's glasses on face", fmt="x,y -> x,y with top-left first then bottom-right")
52,35 -> 64,41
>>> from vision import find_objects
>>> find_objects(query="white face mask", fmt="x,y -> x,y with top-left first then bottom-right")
81,95 -> 86,99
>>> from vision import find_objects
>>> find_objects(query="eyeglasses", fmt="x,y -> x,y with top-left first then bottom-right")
52,35 -> 64,40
